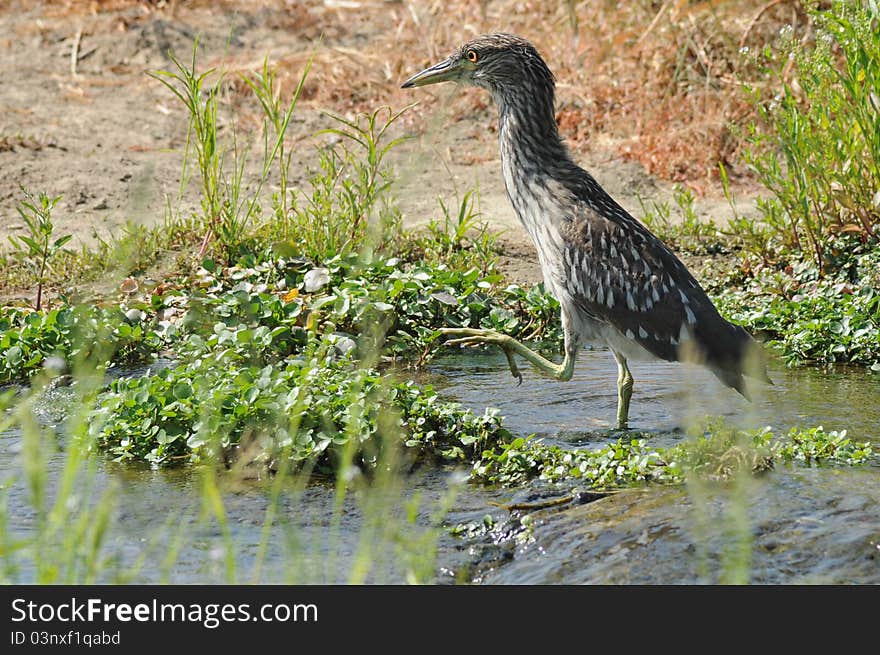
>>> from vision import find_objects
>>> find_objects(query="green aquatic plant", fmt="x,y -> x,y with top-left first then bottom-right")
775,425 -> 873,466
710,247 -> 880,368
156,253 -> 563,366
86,352 -> 511,469
472,421 -> 873,488
0,305 -> 162,384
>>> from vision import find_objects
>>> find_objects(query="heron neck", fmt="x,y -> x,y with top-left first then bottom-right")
494,84 -> 641,236
495,88 -> 573,183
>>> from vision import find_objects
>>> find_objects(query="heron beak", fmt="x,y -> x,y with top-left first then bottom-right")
401,57 -> 462,88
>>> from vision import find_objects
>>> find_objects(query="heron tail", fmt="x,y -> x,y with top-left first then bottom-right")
694,313 -> 773,399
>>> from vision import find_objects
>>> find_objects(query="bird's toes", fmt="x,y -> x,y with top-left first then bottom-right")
437,327 -> 481,337
444,337 -> 478,348
438,327 -> 507,346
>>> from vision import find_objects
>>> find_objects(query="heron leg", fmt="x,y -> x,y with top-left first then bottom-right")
612,350 -> 634,430
438,327 -> 575,383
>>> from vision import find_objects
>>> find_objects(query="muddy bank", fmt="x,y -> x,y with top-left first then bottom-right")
1,2 -> 762,291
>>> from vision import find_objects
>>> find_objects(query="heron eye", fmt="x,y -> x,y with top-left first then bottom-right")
466,49 -> 479,63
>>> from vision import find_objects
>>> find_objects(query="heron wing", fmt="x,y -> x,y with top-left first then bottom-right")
557,200 -> 711,362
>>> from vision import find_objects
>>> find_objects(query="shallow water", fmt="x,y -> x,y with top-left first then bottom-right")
428,347 -> 880,449
475,466 -> 880,584
1,347 -> 878,584
429,347 -> 880,583
0,421 -> 494,584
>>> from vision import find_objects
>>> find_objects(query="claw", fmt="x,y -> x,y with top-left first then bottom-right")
503,348 -> 522,385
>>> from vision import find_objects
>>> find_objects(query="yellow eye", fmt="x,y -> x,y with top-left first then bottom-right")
466,49 -> 478,63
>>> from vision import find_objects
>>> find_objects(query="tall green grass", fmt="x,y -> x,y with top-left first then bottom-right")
150,41 -> 316,265
263,107 -> 406,262
736,0 -> 880,273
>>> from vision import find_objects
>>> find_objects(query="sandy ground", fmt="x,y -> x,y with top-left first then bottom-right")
0,2 -> 761,286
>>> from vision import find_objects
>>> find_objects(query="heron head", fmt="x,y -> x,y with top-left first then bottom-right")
401,33 -> 554,97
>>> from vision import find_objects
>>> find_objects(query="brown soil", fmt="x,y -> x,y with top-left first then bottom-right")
1,1 -> 771,288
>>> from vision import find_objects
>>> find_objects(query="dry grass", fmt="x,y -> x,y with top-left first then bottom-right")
16,0 -> 806,191
281,0 -> 804,190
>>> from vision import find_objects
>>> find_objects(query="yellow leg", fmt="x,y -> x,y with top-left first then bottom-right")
612,350 -> 634,430
438,327 -> 575,383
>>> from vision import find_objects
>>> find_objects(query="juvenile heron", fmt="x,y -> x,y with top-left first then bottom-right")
402,33 -> 771,429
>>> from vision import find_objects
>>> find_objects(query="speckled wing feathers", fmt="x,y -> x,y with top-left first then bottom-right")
558,192 -> 765,394
560,199 -> 699,361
